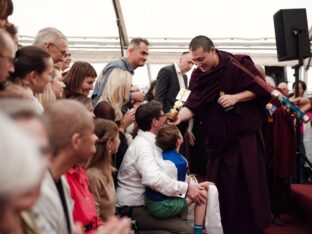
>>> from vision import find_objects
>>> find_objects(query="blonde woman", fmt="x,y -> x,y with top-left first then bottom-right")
36,66 -> 65,108
84,119 -> 120,221
94,69 -> 132,123
93,69 -> 135,171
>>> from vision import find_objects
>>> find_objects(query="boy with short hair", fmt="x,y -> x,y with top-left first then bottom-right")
145,125 -> 210,234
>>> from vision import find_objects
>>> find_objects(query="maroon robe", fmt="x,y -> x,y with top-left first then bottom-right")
184,50 -> 271,234
272,106 -> 296,178
266,102 -> 296,216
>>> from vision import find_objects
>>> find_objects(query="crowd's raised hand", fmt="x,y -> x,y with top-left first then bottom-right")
290,96 -> 312,113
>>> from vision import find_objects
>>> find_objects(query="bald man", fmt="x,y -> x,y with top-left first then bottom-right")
33,100 -> 97,234
277,82 -> 289,97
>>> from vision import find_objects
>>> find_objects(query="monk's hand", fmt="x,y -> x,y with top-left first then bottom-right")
167,116 -> 181,126
218,94 -> 238,108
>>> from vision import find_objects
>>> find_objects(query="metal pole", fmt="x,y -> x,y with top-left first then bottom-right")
146,64 -> 152,83
116,18 -> 124,57
112,0 -> 129,56
292,28 -> 304,183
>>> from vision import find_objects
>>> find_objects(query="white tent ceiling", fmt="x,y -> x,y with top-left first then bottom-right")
11,0 -> 312,66
19,35 -> 308,67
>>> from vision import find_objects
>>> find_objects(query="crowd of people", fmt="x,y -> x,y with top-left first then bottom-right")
1,0 -> 312,234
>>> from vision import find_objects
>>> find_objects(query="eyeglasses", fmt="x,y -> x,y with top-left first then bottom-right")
0,54 -> 14,64
157,113 -> 166,119
51,43 -> 67,56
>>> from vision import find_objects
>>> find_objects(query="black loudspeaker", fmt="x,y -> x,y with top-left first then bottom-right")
265,66 -> 286,85
273,8 -> 311,61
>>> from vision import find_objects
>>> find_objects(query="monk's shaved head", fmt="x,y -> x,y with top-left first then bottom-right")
44,99 -> 92,154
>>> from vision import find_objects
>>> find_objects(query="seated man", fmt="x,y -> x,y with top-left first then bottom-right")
116,101 -> 206,234
33,100 -> 97,233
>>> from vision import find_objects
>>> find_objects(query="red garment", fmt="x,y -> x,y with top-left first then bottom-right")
273,107 -> 296,178
264,101 -> 296,216
267,88 -> 297,178
65,167 -> 104,233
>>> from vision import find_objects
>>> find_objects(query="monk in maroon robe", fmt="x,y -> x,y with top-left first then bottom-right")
174,36 -> 271,234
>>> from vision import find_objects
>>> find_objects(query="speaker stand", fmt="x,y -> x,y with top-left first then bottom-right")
292,28 -> 305,183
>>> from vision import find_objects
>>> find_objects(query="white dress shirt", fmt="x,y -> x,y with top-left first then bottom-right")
174,62 -> 186,89
116,130 -> 188,207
